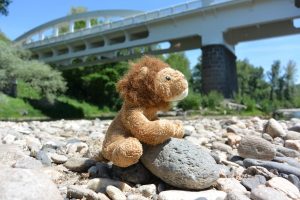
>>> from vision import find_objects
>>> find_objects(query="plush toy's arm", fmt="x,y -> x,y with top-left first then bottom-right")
122,109 -> 184,145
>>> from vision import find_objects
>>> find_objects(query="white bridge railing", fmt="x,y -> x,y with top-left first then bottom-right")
19,0 -> 230,48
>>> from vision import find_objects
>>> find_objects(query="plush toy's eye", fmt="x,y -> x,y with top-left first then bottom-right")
165,76 -> 171,81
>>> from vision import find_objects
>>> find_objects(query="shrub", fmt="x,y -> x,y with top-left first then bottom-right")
178,91 -> 201,110
0,41 -> 66,102
202,91 -> 224,109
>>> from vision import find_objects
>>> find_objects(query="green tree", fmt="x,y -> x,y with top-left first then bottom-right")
191,56 -> 202,93
283,60 -> 297,101
0,41 -> 66,102
236,59 -> 269,101
165,53 -> 191,82
63,62 -> 128,110
268,60 -> 281,101
0,0 -> 11,16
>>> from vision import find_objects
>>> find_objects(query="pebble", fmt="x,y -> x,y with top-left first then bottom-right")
1,117 -> 300,199
285,131 -> 300,140
106,185 -> 126,200
285,140 -> 300,151
288,125 -> 300,133
273,156 -> 300,168
0,144 -> 28,167
241,175 -> 266,191
275,145 -> 300,158
212,141 -> 233,154
64,157 -> 96,172
88,162 -> 111,178
158,190 -> 227,200
49,153 -> 68,164
244,158 -> 300,178
264,118 -> 287,138
238,135 -> 275,160
87,178 -> 131,193
288,174 -> 300,190
13,156 -> 43,169
0,167 -> 63,200
250,185 -> 290,200
2,134 -> 16,144
67,185 -> 110,200
111,162 -> 153,184
136,184 -> 157,198
127,194 -> 149,200
243,166 -> 276,180
226,132 -> 241,147
36,150 -> 52,166
266,177 -> 300,199
141,138 -> 219,190
225,191 -> 251,200
216,178 -> 247,193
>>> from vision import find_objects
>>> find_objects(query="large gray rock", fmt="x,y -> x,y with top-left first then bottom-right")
238,136 -> 275,160
141,138 -> 219,190
0,167 -> 63,200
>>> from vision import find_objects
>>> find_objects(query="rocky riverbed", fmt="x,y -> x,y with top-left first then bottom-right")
1,116 -> 300,200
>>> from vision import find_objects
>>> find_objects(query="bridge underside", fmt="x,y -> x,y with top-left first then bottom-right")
15,0 -> 300,98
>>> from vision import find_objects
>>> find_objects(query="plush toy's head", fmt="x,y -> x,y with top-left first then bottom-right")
117,56 -> 188,108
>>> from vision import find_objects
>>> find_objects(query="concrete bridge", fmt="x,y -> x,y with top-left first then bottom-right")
15,0 -> 300,98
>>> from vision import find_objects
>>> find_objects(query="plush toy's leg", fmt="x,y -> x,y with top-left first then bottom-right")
107,137 -> 143,168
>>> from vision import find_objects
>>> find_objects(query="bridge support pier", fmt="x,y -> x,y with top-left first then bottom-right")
201,44 -> 238,98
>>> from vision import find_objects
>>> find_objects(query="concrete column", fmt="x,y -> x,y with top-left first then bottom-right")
53,27 -> 59,37
39,32 -> 45,40
86,19 -> 91,28
69,21 -> 75,33
201,44 -> 238,98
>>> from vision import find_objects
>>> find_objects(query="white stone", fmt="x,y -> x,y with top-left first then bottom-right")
3,134 -> 16,144
158,190 -> 226,200
267,177 -> 300,200
137,184 -> 156,198
285,140 -> 300,151
216,178 -> 247,193
106,185 -> 126,200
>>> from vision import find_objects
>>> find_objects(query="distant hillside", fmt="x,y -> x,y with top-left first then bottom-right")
0,31 -> 11,43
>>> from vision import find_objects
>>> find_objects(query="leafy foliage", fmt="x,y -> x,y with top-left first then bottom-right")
0,41 -> 66,102
63,62 -> 128,110
177,91 -> 201,110
0,0 -> 11,16
165,53 -> 192,82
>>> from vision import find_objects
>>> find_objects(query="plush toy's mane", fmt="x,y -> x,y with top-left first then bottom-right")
117,56 -> 170,108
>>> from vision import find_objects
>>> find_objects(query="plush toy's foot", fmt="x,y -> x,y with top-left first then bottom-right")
111,137 -> 143,168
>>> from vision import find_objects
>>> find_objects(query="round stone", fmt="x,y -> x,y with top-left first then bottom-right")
141,138 -> 219,190
264,118 -> 287,138
238,135 -> 275,160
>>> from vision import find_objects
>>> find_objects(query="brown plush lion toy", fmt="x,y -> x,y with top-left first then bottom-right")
102,56 -> 188,167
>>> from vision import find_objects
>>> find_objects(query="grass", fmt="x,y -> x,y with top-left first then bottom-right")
0,92 -> 115,120
0,93 -> 44,120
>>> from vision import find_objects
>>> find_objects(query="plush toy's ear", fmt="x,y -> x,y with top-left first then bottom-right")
140,66 -> 148,77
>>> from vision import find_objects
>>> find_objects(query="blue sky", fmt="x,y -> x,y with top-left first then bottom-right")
1,0 -> 300,83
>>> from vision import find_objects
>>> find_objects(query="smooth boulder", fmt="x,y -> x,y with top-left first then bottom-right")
238,135 -> 275,160
141,138 -> 219,190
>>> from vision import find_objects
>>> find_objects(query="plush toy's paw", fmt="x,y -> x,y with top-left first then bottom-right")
111,137 -> 143,168
173,120 -> 184,138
